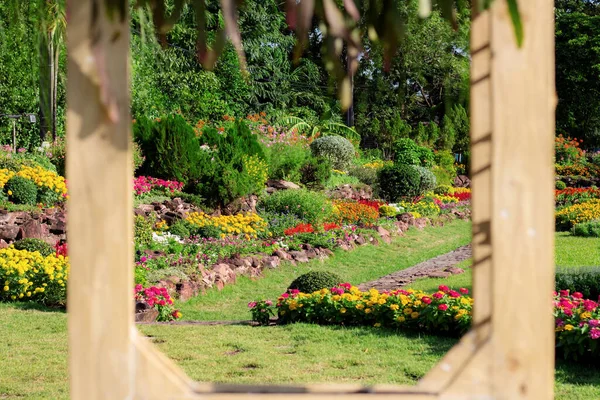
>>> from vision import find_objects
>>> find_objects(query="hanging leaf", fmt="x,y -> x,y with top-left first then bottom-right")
506,0 -> 524,47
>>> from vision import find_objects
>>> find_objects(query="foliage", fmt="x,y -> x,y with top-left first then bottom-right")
134,215 -> 154,248
556,268 -> 600,302
260,211 -> 303,239
434,184 -> 452,195
554,291 -> 600,361
133,176 -> 184,196
259,189 -> 333,226
379,204 -> 400,217
572,220 -> 600,237
310,135 -> 356,170
556,188 -> 600,208
394,138 -> 434,167
555,135 -> 585,165
556,200 -> 600,230
281,115 -> 359,142
287,271 -> 343,294
399,199 -> 441,217
556,180 -> 567,190
133,141 -> 145,172
47,137 -> 66,177
331,201 -> 380,226
348,165 -> 379,186
377,164 -> 421,201
185,212 -> 268,239
267,143 -> 309,183
5,175 -> 37,205
243,154 -> 269,194
134,284 -> 181,322
247,299 -> 275,325
413,166 -> 437,194
168,219 -> 191,239
0,247 -> 68,305
270,284 -> 472,335
299,157 -> 331,190
325,173 -> 362,189
13,238 -> 54,257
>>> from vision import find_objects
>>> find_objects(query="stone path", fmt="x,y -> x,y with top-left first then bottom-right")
357,244 -> 472,292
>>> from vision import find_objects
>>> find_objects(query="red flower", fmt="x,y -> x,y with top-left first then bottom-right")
438,285 -> 449,293
432,292 -> 444,299
438,304 -> 448,311
459,288 -> 469,294
573,292 -> 584,299
422,296 -> 432,304
448,290 -> 460,298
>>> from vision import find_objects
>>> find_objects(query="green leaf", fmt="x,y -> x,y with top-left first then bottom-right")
506,0 -> 524,47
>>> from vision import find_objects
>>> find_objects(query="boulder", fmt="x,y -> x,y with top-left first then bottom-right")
135,308 -> 159,323
0,225 -> 20,241
414,217 -> 429,230
326,184 -> 373,200
213,263 -> 236,284
17,219 -> 49,240
274,249 -> 292,260
261,256 -> 281,269
289,250 -> 310,263
266,180 -> 300,190
176,281 -> 201,301
394,221 -> 409,234
445,267 -> 465,275
320,248 -> 334,258
397,213 -> 415,225
355,235 -> 367,245
305,248 -> 319,259
454,175 -> 471,188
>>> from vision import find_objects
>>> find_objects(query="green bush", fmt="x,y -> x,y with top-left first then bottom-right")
288,271 -> 344,294
300,157 -> 331,189
434,184 -> 452,195
413,166 -> 437,193
394,138 -> 421,165
5,176 -> 38,205
377,164 -> 421,201
555,267 -> 600,301
168,219 -> 191,239
325,173 -> 361,189
260,211 -> 303,238
348,165 -> 378,186
13,238 -> 54,257
133,141 -> 145,172
556,180 -> 567,190
267,144 -> 309,183
572,220 -> 600,237
134,115 -> 206,184
310,135 -> 355,170
416,147 -> 435,168
259,189 -> 333,225
134,215 -> 154,248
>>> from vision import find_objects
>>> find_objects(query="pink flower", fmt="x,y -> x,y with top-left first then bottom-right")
281,293 -> 289,299
140,256 -> 147,263
422,296 -> 431,305
588,320 -> 600,328
432,292 -> 444,299
438,304 -> 448,311
590,328 -> 600,340
265,300 -> 273,306
448,290 -> 460,298
459,288 -> 469,294
248,301 -> 257,309
438,285 -> 449,293
560,290 -> 570,297
573,292 -> 584,299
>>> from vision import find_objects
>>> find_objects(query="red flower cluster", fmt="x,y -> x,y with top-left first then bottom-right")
357,199 -> 386,212
284,222 -> 340,236
448,192 -> 470,201
54,241 -> 67,257
134,284 -> 181,321
133,176 -> 184,196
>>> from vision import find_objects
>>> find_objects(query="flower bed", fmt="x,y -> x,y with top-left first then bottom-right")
555,187 -> 600,208
555,199 -> 600,230
185,212 -> 268,239
554,290 -> 600,360
133,176 -> 184,196
134,284 -> 182,321
332,200 -> 380,226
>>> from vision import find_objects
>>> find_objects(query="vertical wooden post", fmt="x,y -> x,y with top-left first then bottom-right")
66,1 -> 133,399
472,0 -> 556,399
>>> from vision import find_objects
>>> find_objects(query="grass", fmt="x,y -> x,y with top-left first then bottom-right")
177,219 -> 472,320
1,222 -> 599,399
555,232 -> 600,267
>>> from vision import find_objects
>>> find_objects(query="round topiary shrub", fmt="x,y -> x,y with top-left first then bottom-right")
288,271 -> 344,294
377,164 -> 421,201
13,238 -> 54,257
310,135 -> 355,170
5,176 -> 38,205
413,166 -> 437,193
556,180 -> 567,190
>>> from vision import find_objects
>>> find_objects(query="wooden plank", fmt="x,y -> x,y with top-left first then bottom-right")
66,1 -> 134,399
489,0 -> 555,399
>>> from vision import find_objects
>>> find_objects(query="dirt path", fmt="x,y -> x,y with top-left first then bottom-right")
357,245 -> 472,292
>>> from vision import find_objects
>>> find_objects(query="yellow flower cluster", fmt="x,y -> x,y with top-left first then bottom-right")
448,187 -> 470,195
243,155 -> 268,193
186,211 -> 268,239
362,160 -> 391,169
0,165 -> 67,196
432,194 -> 458,204
556,199 -> 600,228
399,200 -> 440,217
154,220 -> 169,232
0,247 -> 69,305
332,169 -> 347,175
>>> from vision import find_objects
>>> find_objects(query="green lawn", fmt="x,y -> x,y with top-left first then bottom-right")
1,222 -> 599,399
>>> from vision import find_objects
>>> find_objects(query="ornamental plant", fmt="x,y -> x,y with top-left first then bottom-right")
284,222 -> 340,236
377,164 -> 421,201
555,188 -> 600,208
555,135 -> 585,166
331,200 -> 380,226
134,284 -> 181,322
259,189 -> 334,226
0,247 -> 69,305
133,176 -> 184,196
553,290 -> 600,360
572,220 -> 600,238
310,135 -> 355,170
248,299 -> 275,325
13,238 -> 54,257
5,176 -> 38,205
555,199 -> 600,230
287,271 -> 344,294
186,211 -> 268,239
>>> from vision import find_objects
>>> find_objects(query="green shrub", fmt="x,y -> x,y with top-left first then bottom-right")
556,180 -> 567,190
394,138 -> 421,165
413,166 -> 437,193
416,147 -> 435,168
555,267 -> 600,301
572,220 -> 600,237
325,173 -> 361,189
13,238 -> 54,257
133,141 -> 145,172
288,271 -> 344,294
259,189 -> 333,225
260,211 -> 303,238
134,266 -> 149,287
134,215 -> 154,248
5,176 -> 38,205
300,157 -> 331,189
377,164 -> 421,201
267,144 -> 309,183
168,219 -> 191,239
434,185 -> 452,195
310,135 -> 355,170
348,165 -> 378,186
134,115 -> 206,184
293,232 -> 337,250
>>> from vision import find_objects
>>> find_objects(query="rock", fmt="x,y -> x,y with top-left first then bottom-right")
445,267 -> 465,275
165,275 -> 181,285
326,184 -> 373,200
249,267 -> 263,278
289,250 -> 310,263
213,263 -> 236,284
339,242 -> 354,251
355,235 -> 367,245
320,248 -> 334,257
397,213 -> 415,225
262,256 -> 281,269
176,281 -> 200,301
369,236 -> 379,246
305,249 -> 319,259
414,218 -> 429,230
0,225 -> 20,241
250,256 -> 262,268
376,226 -> 391,241
233,265 -> 250,276
428,271 -> 451,278
266,180 -> 300,190
135,308 -> 159,323
454,175 -> 471,188
0,239 -> 8,249
17,219 -> 49,240
230,256 -> 253,269
274,249 -> 292,260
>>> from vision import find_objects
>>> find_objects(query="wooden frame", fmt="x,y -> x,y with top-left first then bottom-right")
66,0 -> 555,398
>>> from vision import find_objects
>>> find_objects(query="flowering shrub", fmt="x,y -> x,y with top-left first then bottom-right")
133,176 -> 184,196
186,212 -> 268,239
251,284 -> 472,334
556,200 -> 600,230
379,204 -> 401,217
555,164 -> 590,178
284,222 -> 340,236
255,125 -> 313,148
447,187 -> 471,202
243,155 -> 269,194
399,199 -> 441,217
0,165 -> 67,205
248,300 -> 275,325
0,248 -> 69,305
555,135 -> 585,166
362,160 -> 391,169
432,194 -> 459,206
134,284 -> 181,322
55,241 -> 68,257
555,188 -> 600,208
554,290 -> 600,360
332,201 -> 380,226
357,199 -> 386,212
